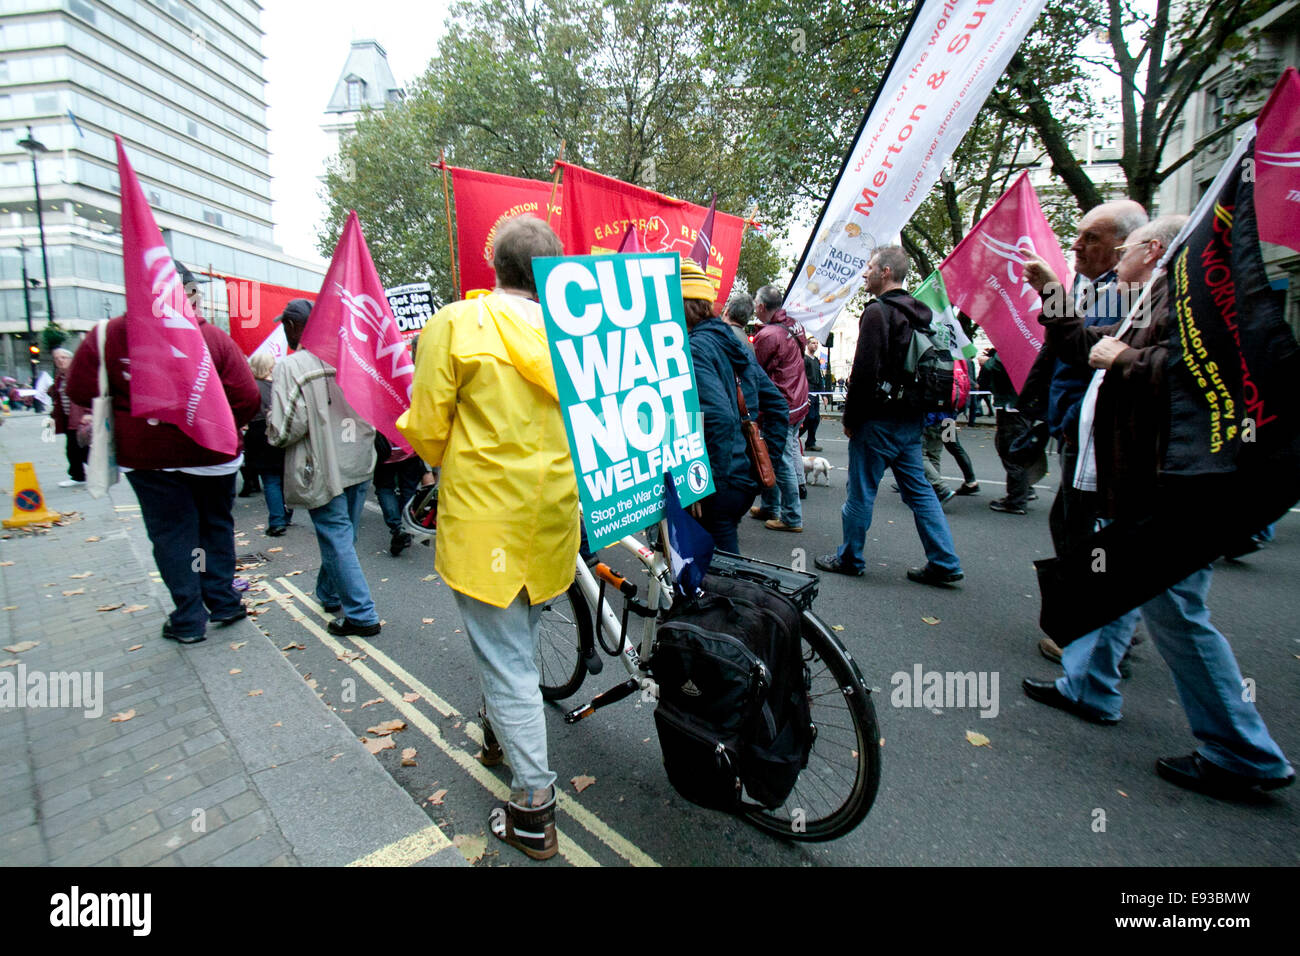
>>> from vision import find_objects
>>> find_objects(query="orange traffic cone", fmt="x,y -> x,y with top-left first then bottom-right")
3,463 -> 61,528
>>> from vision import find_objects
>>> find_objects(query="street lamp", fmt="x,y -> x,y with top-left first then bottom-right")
17,241 -> 38,381
17,126 -> 56,329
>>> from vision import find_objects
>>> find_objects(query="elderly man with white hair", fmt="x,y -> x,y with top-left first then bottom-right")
50,346 -> 89,488
1021,215 -> 1295,799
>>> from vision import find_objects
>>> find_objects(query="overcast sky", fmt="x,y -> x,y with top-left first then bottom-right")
262,1 -> 452,266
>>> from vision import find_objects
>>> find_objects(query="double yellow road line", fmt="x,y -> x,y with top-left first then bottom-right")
265,576 -> 659,868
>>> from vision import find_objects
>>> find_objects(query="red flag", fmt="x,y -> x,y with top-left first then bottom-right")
223,275 -> 318,359
556,162 -> 745,305
689,193 -> 716,268
939,173 -> 1071,392
1255,66 -> 1300,255
115,136 -> 237,455
449,166 -> 561,298
299,211 -> 414,452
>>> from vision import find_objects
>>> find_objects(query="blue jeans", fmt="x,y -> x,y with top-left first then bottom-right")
454,588 -> 556,795
309,481 -> 378,625
1058,566 -> 1292,780
262,473 -> 289,530
760,423 -> 803,526
836,417 -> 961,575
126,469 -> 242,635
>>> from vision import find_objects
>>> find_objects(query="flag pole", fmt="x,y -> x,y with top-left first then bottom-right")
437,150 -> 459,297
547,140 -> 565,227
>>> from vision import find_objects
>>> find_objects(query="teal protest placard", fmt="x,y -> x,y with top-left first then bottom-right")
534,252 -> 715,551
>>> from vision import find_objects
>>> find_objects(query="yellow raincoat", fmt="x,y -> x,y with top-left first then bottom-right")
397,291 -> 580,608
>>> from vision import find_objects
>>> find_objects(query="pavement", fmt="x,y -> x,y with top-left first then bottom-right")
0,410 -> 465,867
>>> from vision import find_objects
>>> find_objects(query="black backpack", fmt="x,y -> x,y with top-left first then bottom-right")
649,574 -> 812,811
894,326 -> 956,414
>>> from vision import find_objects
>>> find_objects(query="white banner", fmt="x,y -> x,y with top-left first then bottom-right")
785,0 -> 1048,341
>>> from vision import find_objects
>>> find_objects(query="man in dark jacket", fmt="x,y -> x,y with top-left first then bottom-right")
684,262 -> 788,553
750,284 -> 808,531
68,263 -> 261,644
1021,215 -> 1293,798
815,246 -> 963,586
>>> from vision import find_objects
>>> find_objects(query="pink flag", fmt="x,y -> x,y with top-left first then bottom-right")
115,136 -> 237,455
299,211 -> 414,452
688,193 -> 716,268
616,225 -> 644,253
1255,67 -> 1300,255
939,173 -> 1070,392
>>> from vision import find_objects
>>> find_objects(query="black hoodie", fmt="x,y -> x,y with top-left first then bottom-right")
842,288 -> 933,431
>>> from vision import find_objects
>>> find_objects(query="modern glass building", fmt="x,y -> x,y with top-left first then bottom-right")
0,0 -> 325,380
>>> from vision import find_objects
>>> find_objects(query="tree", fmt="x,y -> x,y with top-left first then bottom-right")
989,0 -> 1282,210
320,0 -> 784,300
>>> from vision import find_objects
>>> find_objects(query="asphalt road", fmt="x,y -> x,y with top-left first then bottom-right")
236,420 -> 1300,867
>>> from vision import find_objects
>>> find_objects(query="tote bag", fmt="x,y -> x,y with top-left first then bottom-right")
86,320 -> 120,499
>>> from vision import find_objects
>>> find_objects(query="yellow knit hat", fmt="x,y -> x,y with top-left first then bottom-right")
679,258 -> 716,303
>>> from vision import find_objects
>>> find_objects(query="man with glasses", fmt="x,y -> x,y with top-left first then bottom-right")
1021,215 -> 1294,799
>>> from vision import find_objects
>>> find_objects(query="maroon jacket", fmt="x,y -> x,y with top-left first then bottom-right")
67,315 -> 260,470
752,308 -> 809,426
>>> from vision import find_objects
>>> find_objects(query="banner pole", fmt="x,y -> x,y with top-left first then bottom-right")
785,0 -> 928,301
438,150 -> 460,297
547,140 -> 566,227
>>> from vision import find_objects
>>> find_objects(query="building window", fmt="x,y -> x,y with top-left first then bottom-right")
202,208 -> 224,227
347,78 -> 365,110
187,119 -> 198,137
1204,85 -> 1227,133
68,0 -> 97,24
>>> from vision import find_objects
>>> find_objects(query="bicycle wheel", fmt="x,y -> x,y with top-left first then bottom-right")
743,612 -> 881,841
535,581 -> 592,700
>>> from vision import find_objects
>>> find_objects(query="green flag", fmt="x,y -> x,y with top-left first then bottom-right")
914,270 -> 977,360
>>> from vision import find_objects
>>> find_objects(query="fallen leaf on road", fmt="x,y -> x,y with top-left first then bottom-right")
422,574 -> 437,582
271,721 -> 282,728
421,618 -> 435,626
84,537 -> 100,543
267,547 -> 283,553
2,606 -> 16,611
965,730 -> 991,748
281,641 -> 305,651
305,678 -> 318,690
97,603 -> 124,612
0,561 -> 12,567
229,669 -> 242,675
329,753 -> 344,762
571,774 -> 596,793
337,650 -> 365,662
453,834 -> 486,864
1,659 -> 19,668
831,624 -> 845,631
3,641 -> 39,653
363,736 -> 395,754
1118,790 -> 1129,798
427,789 -> 448,806
922,616 -> 941,625
401,748 -> 417,766
380,578 -> 388,583
247,689 -> 263,697
402,691 -> 420,703
360,697 -> 384,708
69,572 -> 93,579
61,589 -> 85,596
366,719 -> 406,737
285,570 -> 303,576
110,709 -> 136,723
229,641 -> 247,651
121,605 -> 147,613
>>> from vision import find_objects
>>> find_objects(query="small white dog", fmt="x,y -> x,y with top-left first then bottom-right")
802,456 -> 832,486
